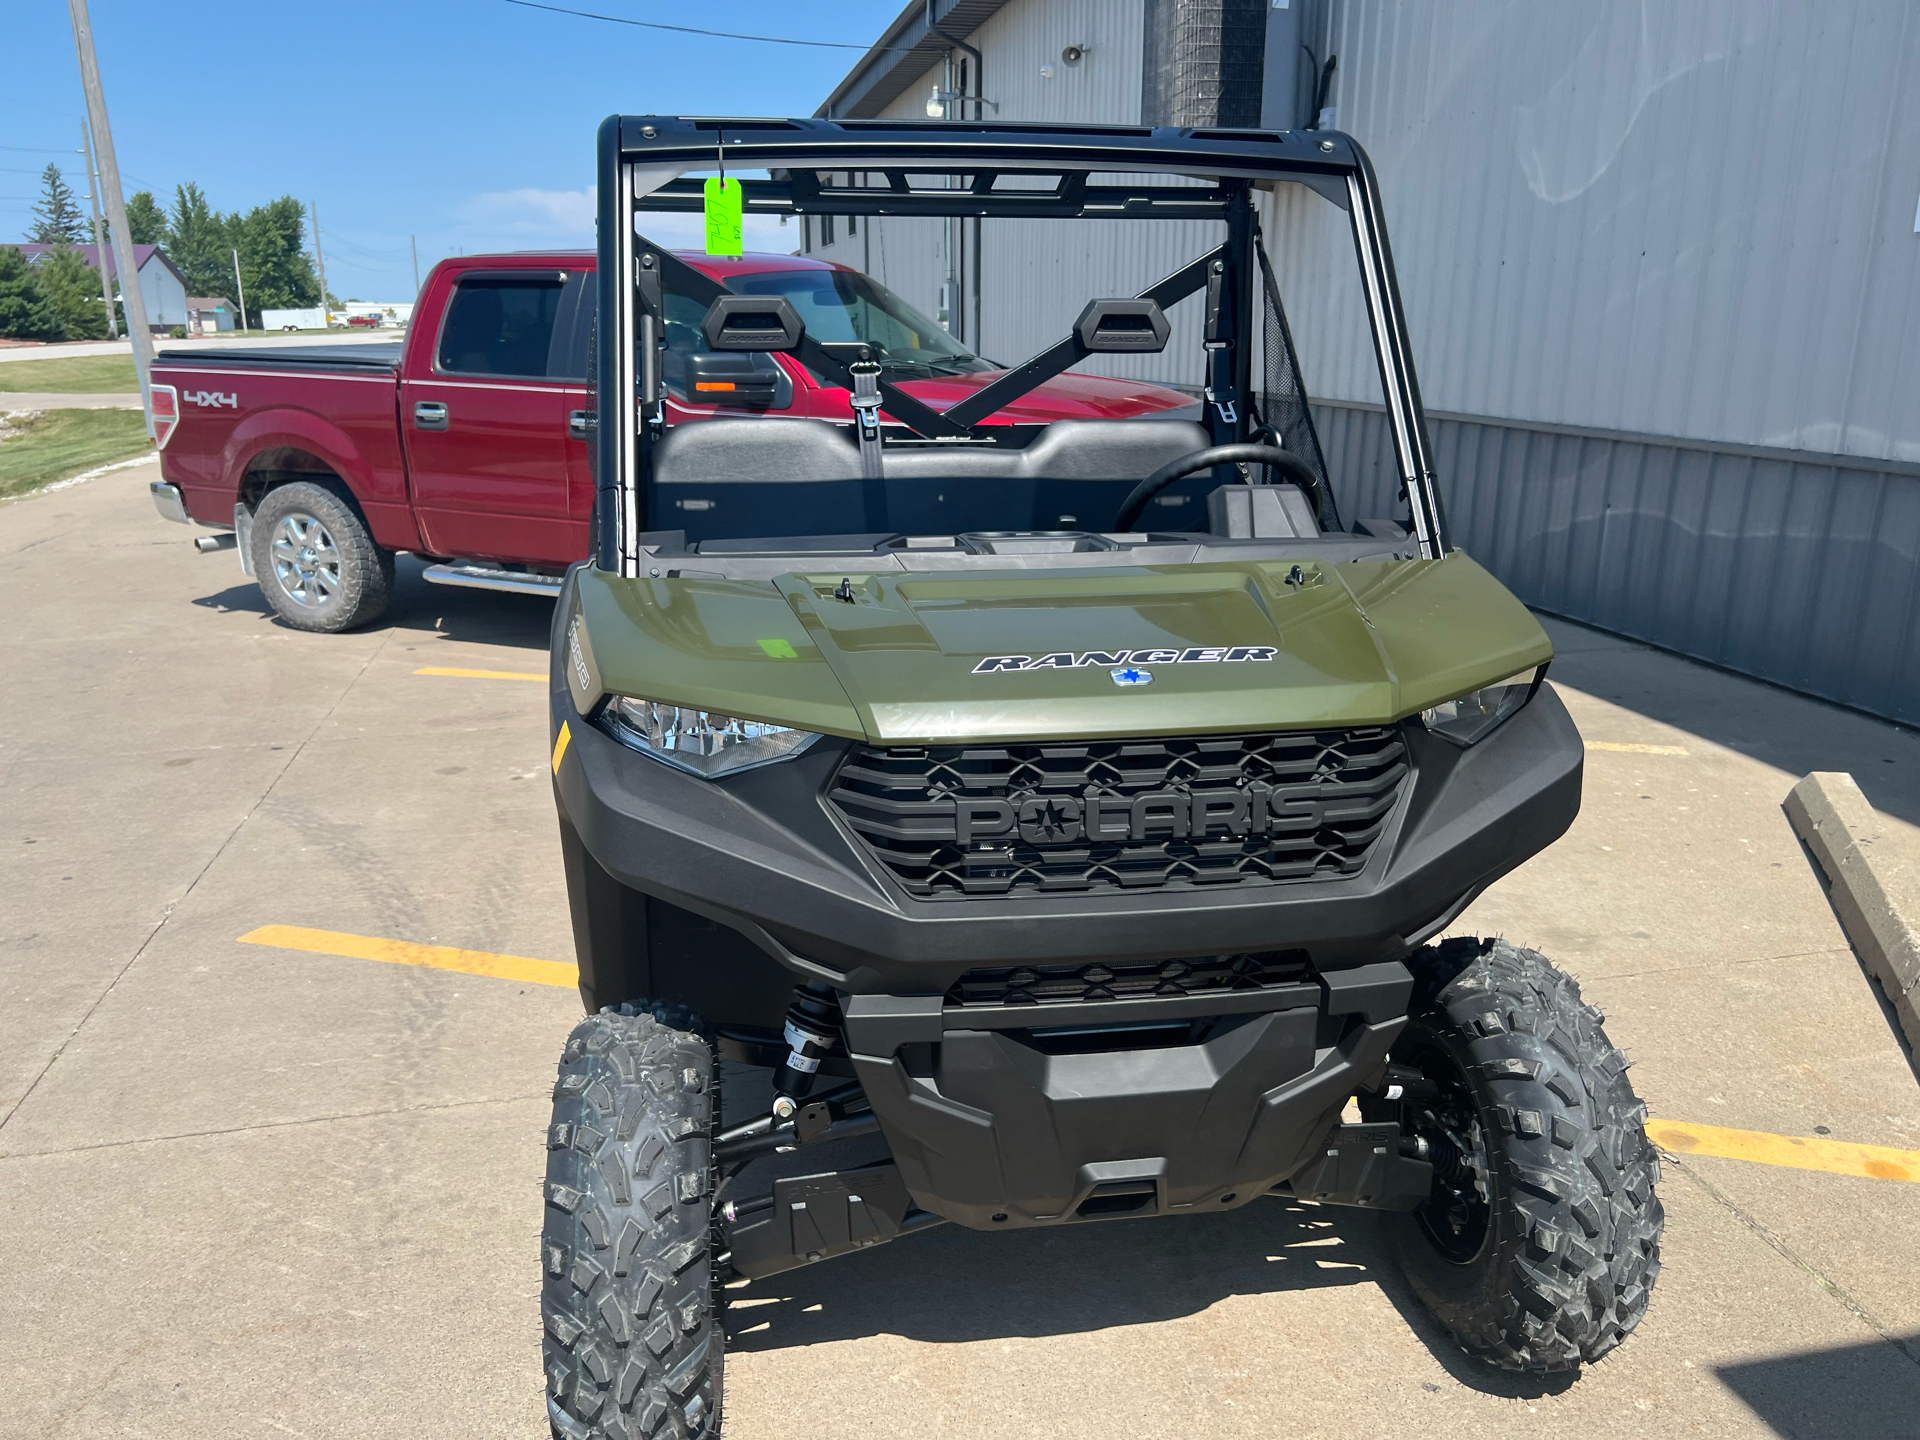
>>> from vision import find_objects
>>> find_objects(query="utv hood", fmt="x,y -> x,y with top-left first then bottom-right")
570,556 -> 1553,745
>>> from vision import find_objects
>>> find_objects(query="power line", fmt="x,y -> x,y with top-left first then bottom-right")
0,144 -> 81,154
501,0 -> 908,52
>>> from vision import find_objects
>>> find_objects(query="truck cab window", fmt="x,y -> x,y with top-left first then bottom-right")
438,276 -> 566,377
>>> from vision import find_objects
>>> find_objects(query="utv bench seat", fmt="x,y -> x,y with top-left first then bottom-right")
650,416 -> 1249,539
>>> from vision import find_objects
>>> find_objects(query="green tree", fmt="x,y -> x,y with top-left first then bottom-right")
0,246 -> 62,340
27,164 -> 88,246
165,182 -> 234,302
32,244 -> 110,340
123,190 -> 166,246
231,195 -> 319,324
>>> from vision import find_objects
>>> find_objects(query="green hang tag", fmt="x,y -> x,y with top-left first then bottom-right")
704,177 -> 743,256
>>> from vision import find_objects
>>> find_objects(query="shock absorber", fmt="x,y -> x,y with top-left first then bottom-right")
770,983 -> 841,1118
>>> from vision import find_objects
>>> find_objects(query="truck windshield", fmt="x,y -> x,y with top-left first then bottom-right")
729,269 -> 997,380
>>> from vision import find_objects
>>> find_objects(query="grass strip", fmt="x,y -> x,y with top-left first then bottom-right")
0,409 -> 151,500
0,354 -> 140,394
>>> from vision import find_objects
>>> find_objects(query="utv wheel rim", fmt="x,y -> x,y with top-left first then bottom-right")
270,512 -> 342,608
1402,1033 -> 1494,1265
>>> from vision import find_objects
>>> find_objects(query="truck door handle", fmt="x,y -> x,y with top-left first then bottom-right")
568,409 -> 596,439
413,401 -> 449,431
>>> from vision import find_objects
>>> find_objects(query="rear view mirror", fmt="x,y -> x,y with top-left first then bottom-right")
1074,298 -> 1170,353
702,295 -> 805,351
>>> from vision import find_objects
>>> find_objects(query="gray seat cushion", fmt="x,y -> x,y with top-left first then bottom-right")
653,418 -> 863,486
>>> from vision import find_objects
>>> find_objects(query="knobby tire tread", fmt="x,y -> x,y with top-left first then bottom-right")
543,1006 -> 721,1439
1396,937 -> 1664,1372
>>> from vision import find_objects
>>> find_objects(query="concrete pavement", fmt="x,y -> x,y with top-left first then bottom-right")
2,458 -> 1915,1439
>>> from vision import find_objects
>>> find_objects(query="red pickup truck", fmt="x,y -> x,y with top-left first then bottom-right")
147,251 -> 1196,631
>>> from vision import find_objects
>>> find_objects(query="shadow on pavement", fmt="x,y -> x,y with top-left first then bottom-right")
382,559 -> 556,652
1713,1334 -> 1920,1437
191,555 -> 557,654
717,1072 -> 1578,1392
1538,614 -> 1919,826
724,1197 -> 1383,1350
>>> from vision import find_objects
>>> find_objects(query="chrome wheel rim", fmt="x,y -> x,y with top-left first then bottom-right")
269,512 -> 342,608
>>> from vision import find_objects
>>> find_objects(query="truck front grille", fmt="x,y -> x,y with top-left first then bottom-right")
827,727 -> 1409,899
945,951 -> 1313,1009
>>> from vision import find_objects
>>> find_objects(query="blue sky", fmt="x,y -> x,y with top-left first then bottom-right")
3,1 -> 906,301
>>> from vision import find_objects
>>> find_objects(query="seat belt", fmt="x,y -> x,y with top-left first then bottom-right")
849,359 -> 884,480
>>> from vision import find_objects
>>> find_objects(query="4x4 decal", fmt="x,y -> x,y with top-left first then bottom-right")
972,646 -> 1276,674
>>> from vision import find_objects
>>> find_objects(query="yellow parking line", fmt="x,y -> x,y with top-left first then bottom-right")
238,924 -> 577,989
228,926 -> 1920,1187
551,721 -> 571,774
1586,741 -> 1690,755
413,666 -> 545,682
1648,1119 -> 1917,1184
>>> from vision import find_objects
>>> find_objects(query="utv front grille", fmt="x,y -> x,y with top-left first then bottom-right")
946,951 -> 1313,1009
828,727 -> 1409,899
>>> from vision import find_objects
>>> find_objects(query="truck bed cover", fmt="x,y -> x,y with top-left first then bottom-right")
155,342 -> 403,371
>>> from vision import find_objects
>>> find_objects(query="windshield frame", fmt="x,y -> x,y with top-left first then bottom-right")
594,117 -> 1446,574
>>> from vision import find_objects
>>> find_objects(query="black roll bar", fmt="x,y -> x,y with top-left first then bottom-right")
593,116 -> 1449,573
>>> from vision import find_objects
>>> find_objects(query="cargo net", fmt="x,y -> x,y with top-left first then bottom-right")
1252,239 -> 1342,531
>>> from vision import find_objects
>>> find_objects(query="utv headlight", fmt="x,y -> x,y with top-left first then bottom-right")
1421,667 -> 1544,747
602,697 -> 819,777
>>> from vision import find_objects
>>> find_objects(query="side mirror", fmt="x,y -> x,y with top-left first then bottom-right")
683,354 -> 780,408
701,295 -> 804,351
1074,298 -> 1170,353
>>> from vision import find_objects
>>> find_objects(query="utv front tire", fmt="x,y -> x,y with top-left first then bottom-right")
1389,938 -> 1663,1373
542,1007 -> 721,1438
250,480 -> 393,632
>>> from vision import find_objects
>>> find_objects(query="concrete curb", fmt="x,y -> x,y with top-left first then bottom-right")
1783,772 -> 1920,1055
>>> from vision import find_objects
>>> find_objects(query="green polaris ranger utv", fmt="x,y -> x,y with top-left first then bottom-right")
542,116 -> 1663,1438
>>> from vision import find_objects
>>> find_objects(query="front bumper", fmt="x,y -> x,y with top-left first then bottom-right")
838,975 -> 1416,1228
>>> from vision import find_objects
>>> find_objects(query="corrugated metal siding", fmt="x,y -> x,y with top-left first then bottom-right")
1319,403 -> 1920,723
1301,1 -> 1920,465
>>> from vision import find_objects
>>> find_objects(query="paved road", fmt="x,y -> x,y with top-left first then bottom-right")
3,459 -> 1916,1439
0,330 -> 403,363
0,392 -> 143,411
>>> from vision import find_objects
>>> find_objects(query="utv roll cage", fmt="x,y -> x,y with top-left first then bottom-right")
591,116 -> 1449,574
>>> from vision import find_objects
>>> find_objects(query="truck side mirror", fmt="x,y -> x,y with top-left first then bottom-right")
1074,298 -> 1170,353
701,295 -> 805,352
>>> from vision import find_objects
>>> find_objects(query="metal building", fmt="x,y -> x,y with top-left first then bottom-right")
817,1 -> 1920,724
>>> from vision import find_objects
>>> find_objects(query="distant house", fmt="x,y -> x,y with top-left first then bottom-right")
7,242 -> 192,332
185,297 -> 237,334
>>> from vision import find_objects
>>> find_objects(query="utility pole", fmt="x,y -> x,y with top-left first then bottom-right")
68,0 -> 153,430
411,234 -> 420,297
310,200 -> 329,323
231,247 -> 248,334
79,117 -> 117,340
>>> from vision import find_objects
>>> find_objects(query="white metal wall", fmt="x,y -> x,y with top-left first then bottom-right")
1298,0 -> 1920,465
808,0 -> 1219,390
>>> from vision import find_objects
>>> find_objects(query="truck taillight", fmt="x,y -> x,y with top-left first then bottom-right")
150,384 -> 179,450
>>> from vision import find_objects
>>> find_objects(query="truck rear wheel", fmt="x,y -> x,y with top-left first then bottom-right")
542,1006 -> 721,1439
249,480 -> 393,632
1388,938 -> 1663,1373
